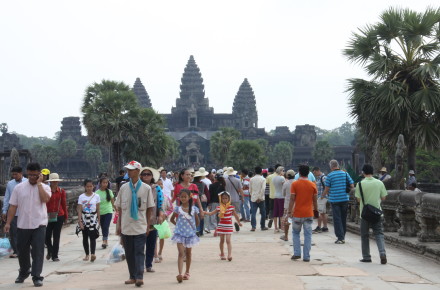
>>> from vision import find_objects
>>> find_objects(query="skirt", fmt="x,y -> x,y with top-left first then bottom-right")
273,198 -> 285,218
171,233 -> 199,248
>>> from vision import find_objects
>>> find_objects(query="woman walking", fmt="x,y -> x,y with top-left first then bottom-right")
45,173 -> 67,262
77,179 -> 100,262
95,176 -> 115,249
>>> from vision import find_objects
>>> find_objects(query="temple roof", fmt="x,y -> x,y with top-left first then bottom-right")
132,78 -> 152,108
179,55 -> 205,101
232,78 -> 257,115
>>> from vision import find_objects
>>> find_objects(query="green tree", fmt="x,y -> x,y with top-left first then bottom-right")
313,141 -> 334,165
59,139 -> 77,173
416,148 -> 440,183
86,148 -> 103,178
344,7 -> 440,171
210,127 -> 241,166
31,144 -> 60,168
82,80 -> 144,175
270,141 -> 294,167
226,140 -> 267,170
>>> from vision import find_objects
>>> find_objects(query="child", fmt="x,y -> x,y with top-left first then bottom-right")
204,191 -> 242,261
77,179 -> 101,262
170,189 -> 200,283
95,177 -> 115,249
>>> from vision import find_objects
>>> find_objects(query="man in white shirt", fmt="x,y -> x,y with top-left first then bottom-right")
249,166 -> 268,231
159,169 -> 174,199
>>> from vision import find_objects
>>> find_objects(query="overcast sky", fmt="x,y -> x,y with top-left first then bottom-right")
1,0 -> 437,138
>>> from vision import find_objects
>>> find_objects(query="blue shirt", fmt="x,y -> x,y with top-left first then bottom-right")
325,170 -> 354,203
294,172 -> 316,182
2,177 -> 28,215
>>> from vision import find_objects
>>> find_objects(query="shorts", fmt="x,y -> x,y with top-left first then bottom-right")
318,197 -> 328,214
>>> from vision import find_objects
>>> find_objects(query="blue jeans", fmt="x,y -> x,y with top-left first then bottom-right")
122,233 -> 146,280
291,217 -> 313,260
251,201 -> 266,229
100,213 -> 112,240
240,196 -> 251,220
331,201 -> 348,241
360,218 -> 386,259
145,229 -> 157,268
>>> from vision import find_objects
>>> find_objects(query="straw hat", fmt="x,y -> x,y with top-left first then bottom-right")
140,167 -> 160,182
197,167 -> 209,176
193,171 -> 205,178
47,173 -> 63,182
225,167 -> 237,176
380,167 -> 387,173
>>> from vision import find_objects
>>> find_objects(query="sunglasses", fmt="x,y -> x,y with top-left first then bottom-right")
140,173 -> 152,176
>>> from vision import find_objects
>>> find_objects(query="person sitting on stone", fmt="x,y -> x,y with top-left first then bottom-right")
378,167 -> 391,182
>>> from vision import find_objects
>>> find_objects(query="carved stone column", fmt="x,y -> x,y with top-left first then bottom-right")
415,192 -> 440,242
397,191 -> 419,237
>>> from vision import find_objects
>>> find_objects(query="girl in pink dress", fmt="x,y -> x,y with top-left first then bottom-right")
204,191 -> 242,261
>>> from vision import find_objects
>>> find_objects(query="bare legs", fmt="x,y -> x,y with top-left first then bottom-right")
219,234 -> 232,260
177,244 -> 192,276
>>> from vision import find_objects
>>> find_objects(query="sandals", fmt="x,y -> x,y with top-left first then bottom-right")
83,255 -> 89,261
176,275 -> 183,283
220,254 -> 226,260
228,256 -> 232,262
183,272 -> 190,280
90,254 -> 96,262
154,257 -> 161,263
158,255 -> 163,261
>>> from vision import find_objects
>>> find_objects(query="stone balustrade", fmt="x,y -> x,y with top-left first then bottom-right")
347,189 -> 440,243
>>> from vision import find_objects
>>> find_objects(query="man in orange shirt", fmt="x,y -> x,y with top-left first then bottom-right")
288,165 -> 318,262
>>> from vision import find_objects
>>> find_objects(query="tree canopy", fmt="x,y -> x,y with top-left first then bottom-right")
210,127 -> 241,166
226,140 -> 267,170
344,7 -> 440,171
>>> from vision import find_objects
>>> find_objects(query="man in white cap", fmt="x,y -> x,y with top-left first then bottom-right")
378,167 -> 391,182
406,170 -> 416,189
115,161 -> 155,287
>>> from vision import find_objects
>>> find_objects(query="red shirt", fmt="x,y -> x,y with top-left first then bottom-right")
46,187 -> 68,220
173,183 -> 199,206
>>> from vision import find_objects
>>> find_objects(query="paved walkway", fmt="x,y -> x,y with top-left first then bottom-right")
0,219 -> 439,290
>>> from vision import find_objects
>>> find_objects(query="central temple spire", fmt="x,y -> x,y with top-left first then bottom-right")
179,55 -> 205,100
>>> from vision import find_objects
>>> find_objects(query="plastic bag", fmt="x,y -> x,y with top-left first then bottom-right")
107,242 -> 125,264
154,220 -> 172,239
0,235 -> 12,258
113,211 -> 119,224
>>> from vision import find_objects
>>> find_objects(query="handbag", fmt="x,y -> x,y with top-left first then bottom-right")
358,182 -> 383,223
48,198 -> 61,223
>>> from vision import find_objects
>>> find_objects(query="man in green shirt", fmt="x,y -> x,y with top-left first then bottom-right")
355,164 -> 388,264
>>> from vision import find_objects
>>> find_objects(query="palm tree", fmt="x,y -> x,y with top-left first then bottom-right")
210,127 -> 241,166
344,7 -> 440,171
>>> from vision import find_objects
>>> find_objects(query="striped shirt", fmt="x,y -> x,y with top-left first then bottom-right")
325,170 -> 354,203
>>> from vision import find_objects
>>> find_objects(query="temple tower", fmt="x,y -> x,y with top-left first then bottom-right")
232,78 -> 258,129
132,78 -> 152,108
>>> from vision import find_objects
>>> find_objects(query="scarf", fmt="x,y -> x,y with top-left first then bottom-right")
156,185 -> 164,213
129,179 -> 142,220
219,201 -> 231,218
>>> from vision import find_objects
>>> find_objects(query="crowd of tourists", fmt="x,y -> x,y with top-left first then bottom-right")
2,159 -> 420,287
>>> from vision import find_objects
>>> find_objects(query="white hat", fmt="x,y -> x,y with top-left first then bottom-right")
197,167 -> 209,176
193,171 -> 205,178
125,160 -> 142,170
409,170 -> 415,175
47,173 -> 63,182
211,169 -> 216,173
225,167 -> 237,175
217,169 -> 224,174
140,167 -> 160,182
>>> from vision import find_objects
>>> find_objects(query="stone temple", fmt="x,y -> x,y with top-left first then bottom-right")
131,55 -> 358,168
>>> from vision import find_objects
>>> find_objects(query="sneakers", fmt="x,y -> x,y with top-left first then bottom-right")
322,227 -> 329,232
291,255 -> 301,260
268,219 -> 273,228
380,255 -> 387,264
312,226 -> 322,233
335,240 -> 345,244
359,258 -> 372,263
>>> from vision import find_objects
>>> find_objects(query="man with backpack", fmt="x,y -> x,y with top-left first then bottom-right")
312,167 -> 328,233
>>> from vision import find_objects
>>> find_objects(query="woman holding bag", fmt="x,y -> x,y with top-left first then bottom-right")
45,173 -> 68,262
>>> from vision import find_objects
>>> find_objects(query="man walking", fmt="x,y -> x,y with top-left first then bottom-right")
322,160 -> 354,244
355,164 -> 388,264
225,167 -> 244,231
116,161 -> 155,287
2,166 -> 27,258
4,163 -> 51,287
249,166 -> 268,231
312,167 -> 328,233
288,165 -> 317,262
240,169 -> 251,222
160,168 -> 174,199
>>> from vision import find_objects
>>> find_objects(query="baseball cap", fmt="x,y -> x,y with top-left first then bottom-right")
124,160 -> 142,170
41,168 -> 50,175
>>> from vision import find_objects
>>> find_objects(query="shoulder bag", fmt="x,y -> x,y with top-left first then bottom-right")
359,182 -> 383,223
48,190 -> 62,223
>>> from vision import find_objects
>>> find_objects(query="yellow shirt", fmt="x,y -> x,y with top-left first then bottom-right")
266,174 -> 276,199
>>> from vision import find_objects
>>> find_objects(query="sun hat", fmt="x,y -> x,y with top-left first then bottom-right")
225,167 -> 237,175
140,167 -> 160,182
217,169 -> 224,175
211,169 -> 216,173
286,170 -> 295,177
124,160 -> 142,170
47,173 -> 63,182
380,167 -> 387,173
41,168 -> 50,175
409,170 -> 415,175
197,167 -> 209,176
